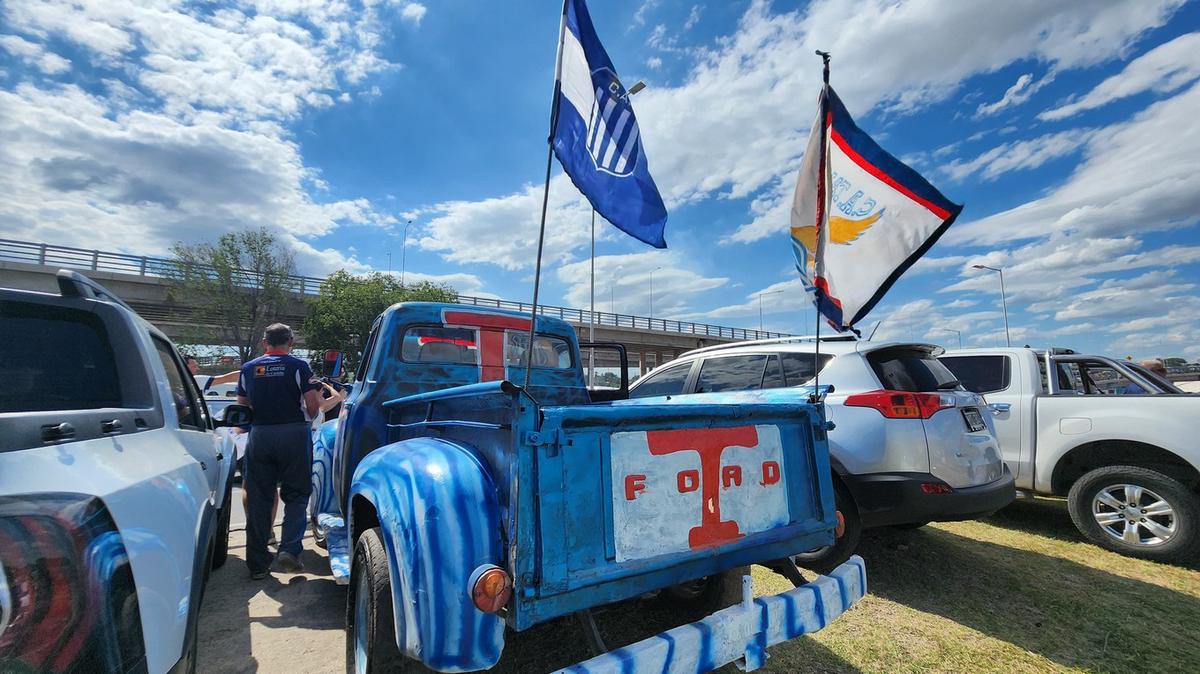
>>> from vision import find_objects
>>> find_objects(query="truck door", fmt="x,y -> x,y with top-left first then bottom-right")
940,354 -> 1027,480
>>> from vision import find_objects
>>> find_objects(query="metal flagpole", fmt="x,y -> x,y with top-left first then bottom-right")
589,208 -> 596,386
812,50 -> 831,403
524,0 -> 570,391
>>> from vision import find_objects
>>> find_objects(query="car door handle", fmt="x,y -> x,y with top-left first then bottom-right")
988,403 -> 1011,415
101,419 -> 123,433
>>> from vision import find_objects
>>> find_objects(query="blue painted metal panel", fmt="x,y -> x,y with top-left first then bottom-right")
310,419 -> 339,520
555,556 -> 867,674
506,394 -> 837,630
348,437 -> 506,672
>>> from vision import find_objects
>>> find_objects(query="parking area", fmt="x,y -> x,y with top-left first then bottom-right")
198,496 -> 1200,673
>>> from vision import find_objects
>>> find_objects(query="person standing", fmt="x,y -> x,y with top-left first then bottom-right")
237,323 -> 321,579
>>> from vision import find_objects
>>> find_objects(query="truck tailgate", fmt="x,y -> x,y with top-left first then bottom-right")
512,394 -> 836,629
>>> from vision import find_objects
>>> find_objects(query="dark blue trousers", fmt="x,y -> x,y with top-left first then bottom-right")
244,422 -> 312,574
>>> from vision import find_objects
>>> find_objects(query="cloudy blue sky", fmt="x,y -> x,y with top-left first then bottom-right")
2,0 -> 1198,359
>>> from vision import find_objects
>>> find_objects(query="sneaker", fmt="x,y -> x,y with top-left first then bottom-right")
271,551 -> 304,574
250,570 -> 268,580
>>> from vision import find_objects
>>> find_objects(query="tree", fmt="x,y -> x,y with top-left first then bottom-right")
169,228 -> 298,364
305,270 -> 457,375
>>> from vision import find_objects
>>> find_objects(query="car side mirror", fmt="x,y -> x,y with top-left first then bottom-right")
214,404 -> 253,428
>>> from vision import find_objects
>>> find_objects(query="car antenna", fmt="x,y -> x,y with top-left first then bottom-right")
865,320 -> 882,341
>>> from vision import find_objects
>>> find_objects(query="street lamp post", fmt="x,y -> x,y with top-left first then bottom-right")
934,328 -> 963,349
401,219 -> 413,287
972,264 -> 1011,347
648,265 -> 663,324
756,289 -> 785,333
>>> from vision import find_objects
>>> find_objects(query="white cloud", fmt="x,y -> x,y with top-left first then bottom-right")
0,1 -> 407,274
1040,31 -> 1200,120
632,0 -> 660,29
556,250 -> 728,318
949,80 -> 1200,247
0,33 -> 71,74
400,3 -> 427,26
976,73 -> 1035,116
646,56 -> 662,70
684,5 -> 703,31
942,128 -> 1096,181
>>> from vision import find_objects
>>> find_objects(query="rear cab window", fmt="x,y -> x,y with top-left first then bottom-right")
399,326 -> 572,369
867,347 -> 958,392
940,355 -> 1011,394
0,302 -> 122,413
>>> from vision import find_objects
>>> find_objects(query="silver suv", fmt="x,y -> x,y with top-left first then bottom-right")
628,335 -> 1015,571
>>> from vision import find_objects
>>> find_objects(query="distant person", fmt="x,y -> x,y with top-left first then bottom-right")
1121,359 -> 1166,395
237,323 -> 321,579
185,354 -> 239,393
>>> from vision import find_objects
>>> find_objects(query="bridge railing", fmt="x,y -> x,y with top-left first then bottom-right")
0,238 -> 789,341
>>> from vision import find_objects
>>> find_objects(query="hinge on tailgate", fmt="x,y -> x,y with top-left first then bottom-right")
524,429 -> 565,456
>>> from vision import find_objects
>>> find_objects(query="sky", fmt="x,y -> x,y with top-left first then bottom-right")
2,0 -> 1199,360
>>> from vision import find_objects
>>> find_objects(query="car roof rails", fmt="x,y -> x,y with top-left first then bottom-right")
56,270 -> 134,312
685,334 -> 857,357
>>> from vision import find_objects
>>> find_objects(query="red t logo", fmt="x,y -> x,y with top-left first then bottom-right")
442,310 -> 531,382
645,425 -> 759,550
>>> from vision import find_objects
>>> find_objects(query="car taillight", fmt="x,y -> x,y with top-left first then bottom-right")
843,390 -> 957,419
0,494 -> 144,672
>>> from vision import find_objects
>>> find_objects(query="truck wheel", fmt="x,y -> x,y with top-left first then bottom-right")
792,482 -> 861,575
659,566 -> 749,620
1067,465 -> 1200,563
211,475 -> 233,569
346,527 -> 425,673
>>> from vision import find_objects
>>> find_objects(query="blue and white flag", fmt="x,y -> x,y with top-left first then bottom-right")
552,0 -> 667,248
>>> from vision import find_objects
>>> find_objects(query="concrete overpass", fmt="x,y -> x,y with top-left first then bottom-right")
0,239 -> 788,373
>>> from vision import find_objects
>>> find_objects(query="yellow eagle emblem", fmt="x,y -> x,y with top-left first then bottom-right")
790,210 -> 884,262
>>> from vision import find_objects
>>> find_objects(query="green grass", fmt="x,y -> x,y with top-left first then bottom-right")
495,498 -> 1200,673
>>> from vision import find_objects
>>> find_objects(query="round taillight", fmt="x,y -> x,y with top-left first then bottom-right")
470,565 -> 512,614
834,510 -> 846,539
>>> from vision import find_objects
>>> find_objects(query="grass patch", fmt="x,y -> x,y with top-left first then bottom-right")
495,498 -> 1200,673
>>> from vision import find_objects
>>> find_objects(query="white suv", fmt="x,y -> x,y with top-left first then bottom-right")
629,336 -> 1014,571
0,271 -> 238,673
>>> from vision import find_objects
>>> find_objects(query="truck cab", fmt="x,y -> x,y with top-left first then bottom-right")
320,303 -> 865,673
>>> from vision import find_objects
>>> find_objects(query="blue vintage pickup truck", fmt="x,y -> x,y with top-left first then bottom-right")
310,303 -> 865,673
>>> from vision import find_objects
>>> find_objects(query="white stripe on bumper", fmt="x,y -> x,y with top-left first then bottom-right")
556,556 -> 867,674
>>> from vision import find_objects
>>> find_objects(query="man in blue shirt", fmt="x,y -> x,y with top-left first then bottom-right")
237,323 -> 321,579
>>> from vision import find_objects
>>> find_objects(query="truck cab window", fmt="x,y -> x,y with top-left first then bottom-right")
941,355 -> 1010,394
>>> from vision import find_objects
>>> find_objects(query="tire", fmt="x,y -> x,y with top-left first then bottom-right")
312,515 -> 328,550
659,566 -> 749,621
346,528 -> 426,674
211,475 -> 233,569
792,481 -> 862,575
1067,465 -> 1200,563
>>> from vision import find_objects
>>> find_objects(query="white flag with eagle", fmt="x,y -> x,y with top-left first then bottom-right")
791,87 -> 963,331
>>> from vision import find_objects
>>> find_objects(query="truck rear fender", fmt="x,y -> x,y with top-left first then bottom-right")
348,437 -> 506,672
1050,440 -> 1200,495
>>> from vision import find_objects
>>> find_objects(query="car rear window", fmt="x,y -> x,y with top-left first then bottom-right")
867,347 -> 958,392
940,355 -> 1011,394
780,352 -> 832,386
0,302 -> 123,413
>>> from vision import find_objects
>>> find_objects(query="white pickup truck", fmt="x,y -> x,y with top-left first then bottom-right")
939,348 -> 1199,562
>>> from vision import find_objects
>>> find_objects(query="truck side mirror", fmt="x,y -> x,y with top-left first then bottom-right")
215,404 -> 253,428
323,350 -> 344,378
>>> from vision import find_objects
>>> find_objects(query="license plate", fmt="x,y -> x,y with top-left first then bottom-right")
961,407 -> 986,432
